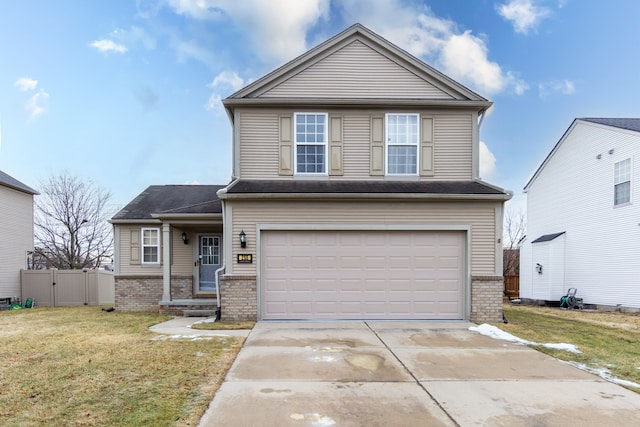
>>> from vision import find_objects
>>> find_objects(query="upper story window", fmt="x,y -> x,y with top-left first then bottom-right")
142,228 -> 160,264
295,113 -> 327,174
614,158 -> 631,206
386,113 -> 419,175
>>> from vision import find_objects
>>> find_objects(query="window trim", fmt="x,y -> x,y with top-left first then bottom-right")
385,113 -> 420,176
294,112 -> 328,176
614,158 -> 632,206
141,227 -> 160,264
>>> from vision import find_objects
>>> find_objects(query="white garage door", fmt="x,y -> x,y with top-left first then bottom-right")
261,230 -> 465,320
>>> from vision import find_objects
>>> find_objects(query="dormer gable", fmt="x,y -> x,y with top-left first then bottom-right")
224,23 -> 491,110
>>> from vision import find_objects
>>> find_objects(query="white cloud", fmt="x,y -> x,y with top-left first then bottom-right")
90,39 -> 128,53
440,31 -> 506,95
479,141 -> 497,180
538,79 -> 575,97
172,38 -> 216,68
15,77 -> 38,91
25,89 -> 49,119
165,0 -> 330,63
497,0 -> 551,34
338,0 -> 526,96
164,0 -> 526,96
206,70 -> 245,111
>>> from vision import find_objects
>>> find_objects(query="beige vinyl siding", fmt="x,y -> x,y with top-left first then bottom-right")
239,111 -> 280,179
239,109 -> 474,180
171,229 -> 193,275
228,200 -> 497,276
434,114 -> 473,179
342,114 -> 372,178
116,224 -> 163,275
0,186 -> 34,296
262,40 -> 454,100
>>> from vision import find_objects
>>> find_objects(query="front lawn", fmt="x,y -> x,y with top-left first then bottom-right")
0,307 -> 245,426
494,304 -> 640,392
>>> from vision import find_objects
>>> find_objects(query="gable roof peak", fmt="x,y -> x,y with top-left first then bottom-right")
224,23 -> 489,106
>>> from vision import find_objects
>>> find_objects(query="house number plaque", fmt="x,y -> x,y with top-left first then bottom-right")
237,254 -> 253,264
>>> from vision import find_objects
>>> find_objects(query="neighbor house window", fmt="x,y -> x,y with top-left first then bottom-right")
142,228 -> 160,264
295,113 -> 327,174
386,113 -> 419,175
614,158 -> 631,205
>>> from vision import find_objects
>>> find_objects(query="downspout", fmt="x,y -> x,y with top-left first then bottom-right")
478,109 -> 486,129
213,198 -> 226,321
214,176 -> 239,321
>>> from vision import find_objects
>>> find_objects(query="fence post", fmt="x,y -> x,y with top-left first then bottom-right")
52,270 -> 57,307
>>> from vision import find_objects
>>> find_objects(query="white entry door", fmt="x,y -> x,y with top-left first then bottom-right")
198,235 -> 221,292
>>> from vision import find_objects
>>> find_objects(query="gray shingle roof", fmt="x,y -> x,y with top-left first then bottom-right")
0,170 -> 37,195
531,232 -> 565,243
581,118 -> 640,133
112,185 -> 225,220
226,180 -> 507,195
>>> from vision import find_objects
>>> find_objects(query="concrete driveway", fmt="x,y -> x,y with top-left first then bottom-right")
199,321 -> 640,426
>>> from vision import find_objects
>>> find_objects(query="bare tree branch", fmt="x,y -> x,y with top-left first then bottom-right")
503,208 -> 526,276
34,171 -> 113,269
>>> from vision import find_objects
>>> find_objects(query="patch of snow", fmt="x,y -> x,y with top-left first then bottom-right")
469,324 -> 581,353
150,333 -> 230,341
191,318 -> 217,326
566,362 -> 640,389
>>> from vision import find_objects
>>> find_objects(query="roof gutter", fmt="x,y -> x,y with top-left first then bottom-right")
219,192 -> 513,202
222,97 -> 493,109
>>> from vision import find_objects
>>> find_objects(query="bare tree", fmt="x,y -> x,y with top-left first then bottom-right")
503,208 -> 526,276
34,172 -> 113,269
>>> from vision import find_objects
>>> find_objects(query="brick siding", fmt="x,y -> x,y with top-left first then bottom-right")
115,275 -> 162,312
171,274 -> 194,299
219,275 -> 257,321
470,276 -> 504,322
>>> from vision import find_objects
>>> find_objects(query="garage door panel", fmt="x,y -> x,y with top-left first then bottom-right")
261,230 -> 465,320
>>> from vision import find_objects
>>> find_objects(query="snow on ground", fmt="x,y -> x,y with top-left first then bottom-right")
150,333 -> 230,341
565,362 -> 640,389
470,324 -> 640,389
190,318 -> 218,327
469,324 -> 581,353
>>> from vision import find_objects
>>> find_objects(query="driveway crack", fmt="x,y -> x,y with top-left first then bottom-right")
364,321 -> 460,427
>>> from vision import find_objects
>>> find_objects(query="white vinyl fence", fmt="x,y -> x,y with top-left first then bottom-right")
20,269 -> 115,307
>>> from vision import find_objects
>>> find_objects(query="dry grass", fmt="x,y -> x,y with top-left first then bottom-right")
0,307 -> 244,426
495,304 -> 640,392
190,320 -> 255,331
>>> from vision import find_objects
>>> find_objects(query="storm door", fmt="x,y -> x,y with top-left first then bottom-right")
198,235 -> 221,292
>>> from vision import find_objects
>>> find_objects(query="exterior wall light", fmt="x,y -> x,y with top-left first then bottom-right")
182,232 -> 189,245
536,263 -> 543,274
239,230 -> 247,248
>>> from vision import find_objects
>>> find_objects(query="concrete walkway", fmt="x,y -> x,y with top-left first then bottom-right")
148,317 -> 251,338
198,321 -> 640,426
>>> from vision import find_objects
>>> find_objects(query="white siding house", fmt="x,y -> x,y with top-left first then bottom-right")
521,118 -> 640,309
0,171 -> 37,299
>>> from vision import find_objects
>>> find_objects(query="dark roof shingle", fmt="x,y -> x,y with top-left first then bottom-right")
531,232 -> 565,243
226,180 -> 507,195
581,118 -> 640,133
112,185 -> 225,220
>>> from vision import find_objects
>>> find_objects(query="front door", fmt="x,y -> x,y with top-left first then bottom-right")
198,235 -> 221,292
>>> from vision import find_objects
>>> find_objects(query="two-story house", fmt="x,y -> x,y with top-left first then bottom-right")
0,170 -> 37,302
520,118 -> 640,310
111,24 -> 511,322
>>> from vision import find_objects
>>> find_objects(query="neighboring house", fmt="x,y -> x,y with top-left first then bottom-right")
520,118 -> 640,309
112,24 -> 511,322
0,170 -> 37,300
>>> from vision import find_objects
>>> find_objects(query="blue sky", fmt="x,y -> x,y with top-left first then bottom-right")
2,1 -> 640,215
